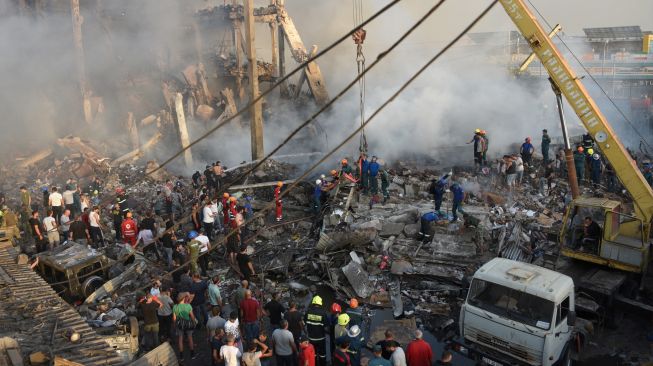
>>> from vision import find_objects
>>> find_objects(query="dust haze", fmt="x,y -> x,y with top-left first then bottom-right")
0,0 -> 649,172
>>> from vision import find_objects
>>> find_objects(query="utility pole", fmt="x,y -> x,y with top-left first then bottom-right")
70,0 -> 92,124
244,0 -> 264,160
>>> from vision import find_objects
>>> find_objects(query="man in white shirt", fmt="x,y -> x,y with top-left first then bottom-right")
220,334 -> 241,366
49,187 -> 64,225
194,230 -> 211,275
88,206 -> 103,247
42,210 -> 59,250
389,343 -> 407,366
202,201 -> 216,241
62,186 -> 76,218
514,154 -> 525,184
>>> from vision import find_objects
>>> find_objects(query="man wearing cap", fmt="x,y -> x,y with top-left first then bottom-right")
541,129 -> 551,163
406,330 -> 432,366
304,295 -> 328,366
467,129 -> 483,171
345,298 -> 362,326
590,153 -> 603,188
337,325 -> 364,366
334,313 -> 349,340
369,345 -> 391,366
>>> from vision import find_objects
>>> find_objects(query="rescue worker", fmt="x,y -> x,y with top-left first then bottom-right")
338,325 -> 364,366
467,128 -> 483,170
340,159 -> 356,183
541,129 -> 551,163
450,182 -> 465,222
112,202 -> 122,241
582,132 -> 594,151
121,211 -> 138,247
480,130 -> 489,166
304,295 -> 328,366
417,212 -> 438,243
324,170 -> 340,192
573,146 -> 586,185
520,137 -> 535,166
328,302 -> 342,356
368,156 -> 380,195
358,153 -> 369,193
380,169 -> 390,204
429,172 -> 450,212
222,192 -> 230,229
313,180 -> 323,215
116,187 -> 129,214
590,153 -> 603,187
274,181 -> 283,222
334,313 -> 350,340
345,298 -> 362,326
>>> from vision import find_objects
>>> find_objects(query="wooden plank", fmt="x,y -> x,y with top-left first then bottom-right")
174,93 -> 194,168
54,356 -> 84,366
227,179 -> 295,191
277,6 -> 329,105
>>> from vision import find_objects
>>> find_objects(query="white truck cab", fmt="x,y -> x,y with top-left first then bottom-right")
457,258 -> 576,366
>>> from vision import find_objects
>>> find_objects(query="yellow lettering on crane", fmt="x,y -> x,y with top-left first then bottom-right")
501,0 -> 523,20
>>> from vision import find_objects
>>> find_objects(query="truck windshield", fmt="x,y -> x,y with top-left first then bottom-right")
467,279 -> 554,330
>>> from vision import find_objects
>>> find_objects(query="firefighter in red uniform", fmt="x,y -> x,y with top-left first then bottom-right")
121,211 -> 138,247
274,181 -> 283,221
222,192 -> 230,228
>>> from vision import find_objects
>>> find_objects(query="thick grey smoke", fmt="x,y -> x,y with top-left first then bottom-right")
0,0 -> 650,173
281,0 -> 652,166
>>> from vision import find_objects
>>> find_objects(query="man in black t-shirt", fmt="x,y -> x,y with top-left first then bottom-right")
264,292 -> 286,330
161,221 -> 175,269
140,211 -> 157,232
236,245 -> 255,281
376,330 -> 400,360
29,210 -> 46,252
69,216 -> 90,244
189,273 -> 209,328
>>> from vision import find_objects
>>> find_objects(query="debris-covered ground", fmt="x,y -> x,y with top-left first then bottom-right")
2,138 -> 653,365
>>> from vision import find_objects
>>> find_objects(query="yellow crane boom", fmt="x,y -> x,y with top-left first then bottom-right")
499,0 -> 653,226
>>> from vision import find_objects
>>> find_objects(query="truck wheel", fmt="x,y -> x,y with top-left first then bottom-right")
81,276 -> 104,298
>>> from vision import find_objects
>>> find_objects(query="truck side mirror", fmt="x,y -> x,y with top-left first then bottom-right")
567,311 -> 576,326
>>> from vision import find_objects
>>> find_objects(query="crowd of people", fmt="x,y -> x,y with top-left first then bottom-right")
466,128 -> 653,195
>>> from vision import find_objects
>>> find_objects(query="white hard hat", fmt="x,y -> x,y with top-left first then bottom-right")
320,174 -> 326,180
316,179 -> 322,185
592,153 -> 600,160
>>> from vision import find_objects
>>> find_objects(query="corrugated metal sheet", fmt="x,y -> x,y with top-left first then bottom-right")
0,245 -> 123,366
129,342 -> 179,366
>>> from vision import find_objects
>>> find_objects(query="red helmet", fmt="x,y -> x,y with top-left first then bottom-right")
331,303 -> 342,314
115,187 -> 125,195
